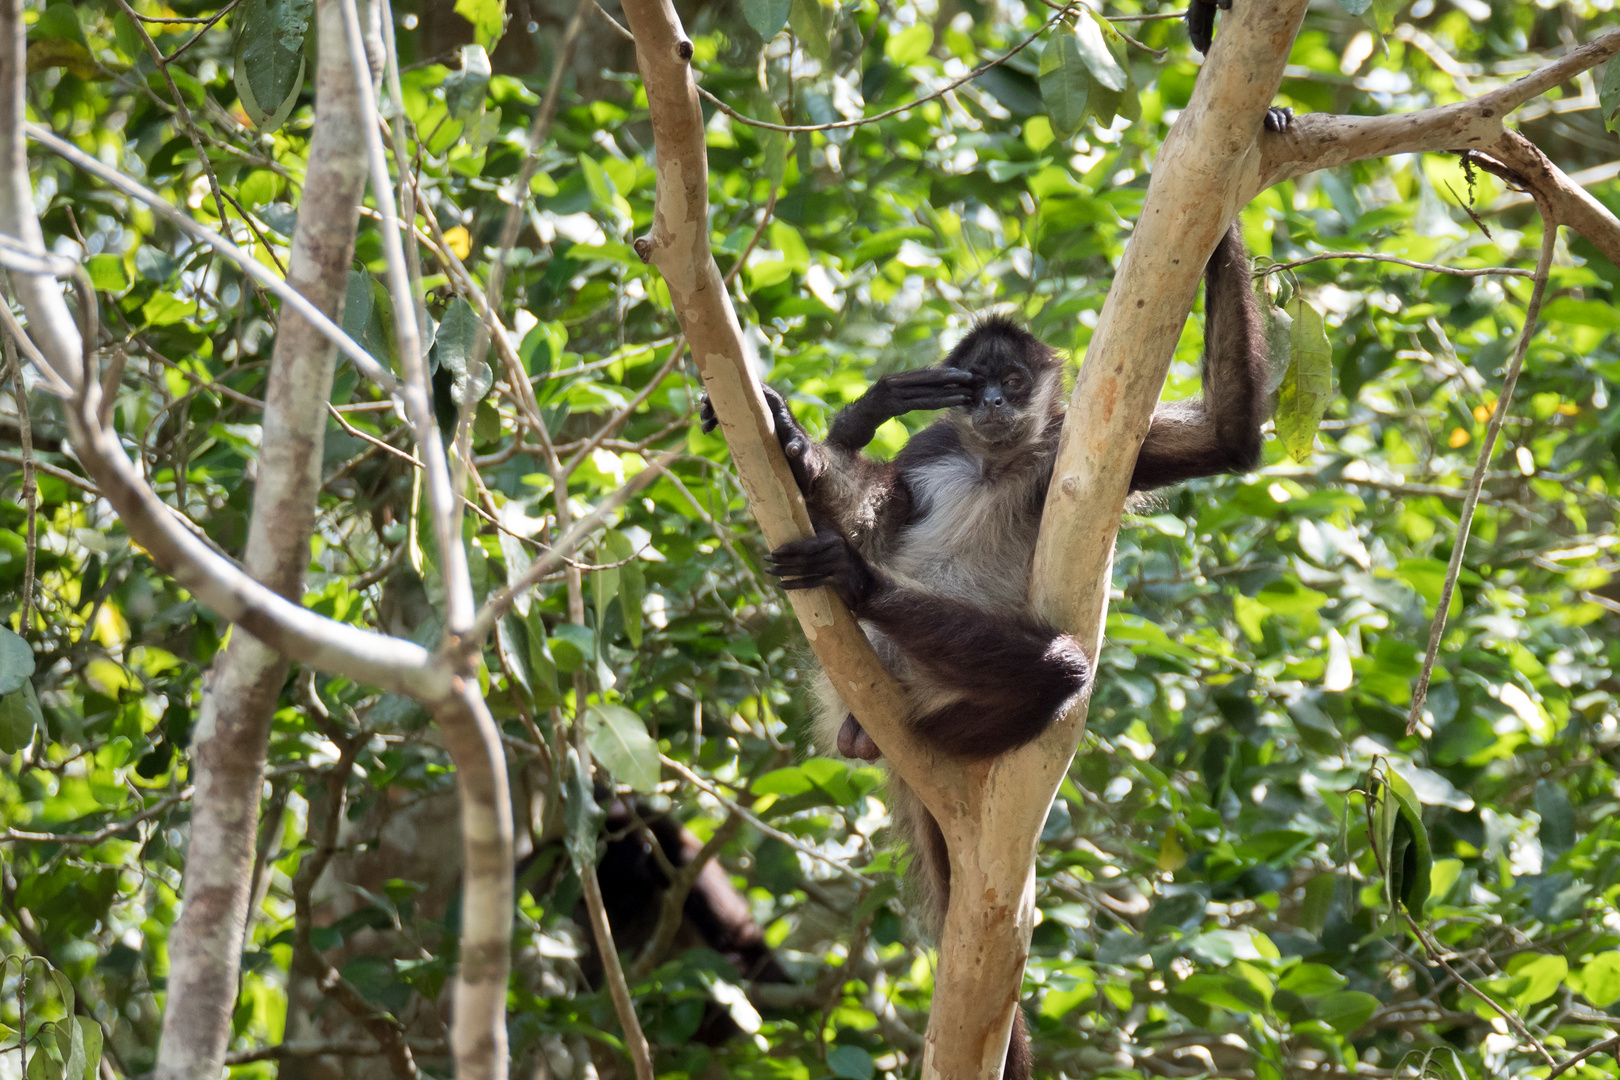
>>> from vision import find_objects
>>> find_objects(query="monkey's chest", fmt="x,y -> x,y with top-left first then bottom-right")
891,458 -> 1041,612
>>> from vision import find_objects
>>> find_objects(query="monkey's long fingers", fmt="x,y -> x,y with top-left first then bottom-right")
892,387 -> 976,410
1264,106 -> 1294,134
699,393 -> 719,433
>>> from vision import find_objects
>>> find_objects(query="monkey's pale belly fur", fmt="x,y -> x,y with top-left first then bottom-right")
811,442 -> 1054,746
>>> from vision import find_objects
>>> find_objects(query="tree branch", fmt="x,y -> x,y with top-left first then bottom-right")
155,3 -> 370,1074
615,0 -> 927,789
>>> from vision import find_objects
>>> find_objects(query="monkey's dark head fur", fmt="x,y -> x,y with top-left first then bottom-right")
943,316 -> 1063,448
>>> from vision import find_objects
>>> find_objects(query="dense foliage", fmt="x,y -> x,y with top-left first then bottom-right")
4,0 -> 1620,1078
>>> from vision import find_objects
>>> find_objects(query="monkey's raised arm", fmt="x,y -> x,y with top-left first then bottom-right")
825,368 -> 978,451
1129,223 -> 1271,493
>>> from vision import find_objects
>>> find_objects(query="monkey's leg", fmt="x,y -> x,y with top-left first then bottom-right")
855,588 -> 1089,759
827,368 -> 977,451
1130,221 -> 1270,492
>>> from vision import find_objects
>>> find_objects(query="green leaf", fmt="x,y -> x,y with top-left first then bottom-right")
517,320 -> 565,379
620,560 -> 644,649
1276,298 -> 1332,462
1535,779 -> 1576,859
585,704 -> 660,792
1382,769 -> 1433,915
433,298 -> 491,406
86,255 -> 127,292
233,0 -> 312,133
1073,12 -> 1127,92
454,0 -> 507,50
1578,951 -> 1620,1007
1314,990 -> 1378,1033
1278,963 -> 1346,995
0,683 -> 43,754
788,0 -> 829,61
1602,54 -> 1620,133
1038,30 -> 1090,138
827,1046 -> 875,1080
563,746 -> 604,868
0,626 -> 36,696
1506,953 -> 1567,1007
55,1016 -> 85,1080
73,1019 -> 100,1080
753,766 -> 815,797
550,623 -> 594,673
444,45 -> 492,120
742,0 -> 791,40
33,3 -> 88,46
521,612 -> 563,706
885,25 -> 933,66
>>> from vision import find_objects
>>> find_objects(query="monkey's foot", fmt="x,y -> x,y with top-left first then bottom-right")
699,393 -> 718,433
767,531 -> 876,610
1265,106 -> 1294,133
838,714 -> 883,761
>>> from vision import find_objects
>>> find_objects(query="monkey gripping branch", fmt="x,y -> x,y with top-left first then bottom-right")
620,0 -> 1309,1075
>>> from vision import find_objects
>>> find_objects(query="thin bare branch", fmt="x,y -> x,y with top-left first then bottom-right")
1407,198 -> 1559,736
23,124 -> 396,390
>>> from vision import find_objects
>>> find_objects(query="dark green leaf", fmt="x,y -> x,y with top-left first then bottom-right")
1277,298 -> 1332,461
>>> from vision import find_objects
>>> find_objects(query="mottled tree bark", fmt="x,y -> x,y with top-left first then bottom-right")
154,4 -> 371,1077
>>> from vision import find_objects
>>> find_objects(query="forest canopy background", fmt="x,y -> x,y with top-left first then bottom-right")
4,1 -> 1620,1079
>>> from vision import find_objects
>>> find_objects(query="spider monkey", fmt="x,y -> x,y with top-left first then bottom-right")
702,212 -> 1278,1078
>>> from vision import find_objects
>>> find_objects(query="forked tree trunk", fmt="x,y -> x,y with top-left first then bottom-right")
154,3 -> 370,1075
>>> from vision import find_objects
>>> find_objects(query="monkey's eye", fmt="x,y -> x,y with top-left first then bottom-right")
1004,374 -> 1028,393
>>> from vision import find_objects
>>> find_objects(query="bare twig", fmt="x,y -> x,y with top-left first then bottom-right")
1406,197 -> 1558,737
1547,1035 -> 1620,1079
24,124 -> 396,390
595,0 -> 1079,134
3,788 -> 194,845
485,0 -> 591,311
3,321 -> 34,633
1256,251 -> 1535,278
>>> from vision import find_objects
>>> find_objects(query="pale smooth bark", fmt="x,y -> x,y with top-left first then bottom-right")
1486,130 -> 1620,268
0,8 -> 512,1079
1249,27 -> 1620,262
617,0 -> 930,782
154,3 -> 370,1076
336,1 -> 513,1071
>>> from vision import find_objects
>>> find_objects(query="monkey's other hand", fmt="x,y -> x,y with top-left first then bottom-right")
766,530 -> 877,611
699,393 -> 719,433
874,367 -> 978,414
1264,106 -> 1294,133
837,714 -> 883,761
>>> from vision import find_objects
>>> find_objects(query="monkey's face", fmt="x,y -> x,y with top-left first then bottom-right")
943,317 -> 1058,447
958,358 -> 1052,446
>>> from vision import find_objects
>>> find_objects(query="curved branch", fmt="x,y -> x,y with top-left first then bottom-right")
1254,28 -> 1620,193
23,123 -> 397,391
616,0 -> 928,785
1486,130 -> 1620,268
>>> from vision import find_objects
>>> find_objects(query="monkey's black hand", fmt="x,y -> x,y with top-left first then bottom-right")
876,367 -> 979,413
837,714 -> 883,762
766,530 -> 878,612
1264,106 -> 1294,133
699,393 -> 719,433
761,385 -> 819,495
829,367 -> 977,450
